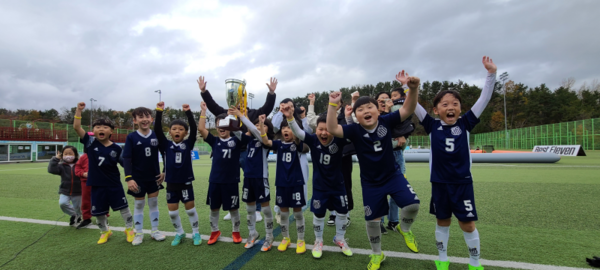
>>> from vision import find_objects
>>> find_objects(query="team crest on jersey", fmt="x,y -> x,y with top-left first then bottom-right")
329,143 -> 339,154
227,140 -> 236,148
151,139 -> 158,146
376,125 -> 387,138
255,141 -> 261,148
290,144 -> 297,152
110,150 -> 117,158
313,200 -> 321,209
180,144 -> 186,150
451,126 -> 462,136
364,205 -> 372,216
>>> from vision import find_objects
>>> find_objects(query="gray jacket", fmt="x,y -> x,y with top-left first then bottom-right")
48,157 -> 82,196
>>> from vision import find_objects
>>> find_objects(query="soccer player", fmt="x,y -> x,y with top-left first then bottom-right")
227,106 -> 276,250
259,112 -> 308,254
198,102 -> 250,245
122,107 -> 166,245
73,102 -> 134,244
415,56 -> 497,270
326,72 -> 421,270
285,106 -> 353,259
154,102 -> 201,246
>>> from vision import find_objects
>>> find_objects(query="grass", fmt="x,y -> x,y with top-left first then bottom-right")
1,151 -> 599,269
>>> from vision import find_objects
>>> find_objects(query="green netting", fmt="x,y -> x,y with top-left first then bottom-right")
0,119 -> 12,127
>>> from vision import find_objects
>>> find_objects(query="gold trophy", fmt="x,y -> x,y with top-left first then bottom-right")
218,78 -> 248,131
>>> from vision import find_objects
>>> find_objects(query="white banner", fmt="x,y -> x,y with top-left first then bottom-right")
532,145 -> 586,156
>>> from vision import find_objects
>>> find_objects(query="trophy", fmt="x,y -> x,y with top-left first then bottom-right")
218,78 -> 248,131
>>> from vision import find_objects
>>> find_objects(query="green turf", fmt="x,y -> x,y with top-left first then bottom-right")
1,152 -> 599,269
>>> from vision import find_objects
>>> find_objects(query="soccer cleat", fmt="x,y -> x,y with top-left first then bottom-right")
193,233 -> 202,246
75,216 -> 82,226
367,252 -> 386,270
327,215 -> 336,226
278,237 -> 291,252
468,264 -> 484,270
261,237 -> 274,252
398,229 -> 418,253
223,212 -> 231,221
333,236 -> 353,256
312,239 -> 323,258
150,230 -> 166,241
69,215 -> 77,226
386,222 -> 399,232
435,260 -> 450,270
97,230 -> 112,244
380,221 -> 388,234
132,233 -> 143,246
232,232 -> 242,244
124,228 -> 135,243
244,232 -> 260,249
587,256 -> 600,267
171,233 -> 185,246
208,231 -> 221,245
296,240 -> 306,254
76,219 -> 92,229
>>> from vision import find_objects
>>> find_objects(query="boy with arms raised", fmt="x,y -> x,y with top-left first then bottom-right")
326,72 -> 421,270
415,56 -> 496,270
73,102 -> 134,244
154,102 -> 201,246
122,107 -> 166,245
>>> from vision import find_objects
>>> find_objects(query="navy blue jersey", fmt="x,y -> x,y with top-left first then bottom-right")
122,130 -> 160,182
421,110 -> 480,184
272,140 -> 304,187
81,134 -> 123,187
244,138 -> 271,179
342,112 -> 402,184
304,134 -> 348,191
206,133 -> 251,183
154,110 -> 197,184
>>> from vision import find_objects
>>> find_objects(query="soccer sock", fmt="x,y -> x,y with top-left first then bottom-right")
261,206 -> 274,239
400,203 -> 420,232
246,204 -> 257,235
230,209 -> 241,233
436,225 -> 450,261
169,210 -> 185,235
148,197 -> 160,231
335,213 -> 348,239
294,211 -> 305,241
331,210 -> 336,216
120,207 -> 133,228
96,215 -> 109,232
366,220 -> 382,254
464,229 -> 481,266
133,200 -> 145,233
313,214 -> 325,241
185,208 -> 200,234
209,210 -> 220,232
280,211 -> 290,238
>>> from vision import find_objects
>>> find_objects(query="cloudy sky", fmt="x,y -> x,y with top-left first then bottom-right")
0,0 -> 598,112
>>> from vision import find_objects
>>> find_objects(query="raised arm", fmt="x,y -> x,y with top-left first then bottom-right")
255,77 -> 278,117
198,76 -> 228,116
47,150 -> 62,175
472,56 -> 497,118
280,103 -> 306,141
230,106 -> 261,139
73,102 -> 87,139
395,70 -> 420,122
183,104 -> 197,144
258,115 -> 273,147
198,102 -> 210,139
306,94 -> 318,131
326,92 -> 344,138
154,102 -> 168,149
271,111 -> 284,133
344,105 -> 354,124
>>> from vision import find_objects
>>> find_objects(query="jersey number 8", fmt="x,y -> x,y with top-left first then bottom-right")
145,147 -> 151,157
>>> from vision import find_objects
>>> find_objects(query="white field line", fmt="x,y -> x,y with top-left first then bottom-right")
0,167 -> 47,172
0,216 -> 589,270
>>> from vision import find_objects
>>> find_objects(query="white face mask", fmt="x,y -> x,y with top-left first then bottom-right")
63,156 -> 75,163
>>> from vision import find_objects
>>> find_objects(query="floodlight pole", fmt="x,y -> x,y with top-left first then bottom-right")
155,90 -> 162,102
90,98 -> 97,128
248,93 -> 255,109
499,72 -> 509,149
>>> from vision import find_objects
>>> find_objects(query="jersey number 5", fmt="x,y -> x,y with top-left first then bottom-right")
445,138 -> 454,152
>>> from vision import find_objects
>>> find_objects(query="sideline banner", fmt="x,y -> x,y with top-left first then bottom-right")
532,145 -> 586,156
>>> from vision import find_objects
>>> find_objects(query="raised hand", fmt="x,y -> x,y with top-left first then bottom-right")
157,101 -> 165,110
281,104 -> 294,119
307,93 -> 315,104
482,56 -> 497,73
385,99 -> 394,111
200,101 -> 207,112
228,105 -> 242,117
351,91 -> 360,103
329,91 -> 342,104
407,76 -> 420,90
55,149 -> 62,159
259,114 -> 266,123
266,77 -> 278,93
77,102 -> 86,111
344,105 -> 353,117
395,70 -> 410,85
182,104 -> 190,111
197,76 -> 207,93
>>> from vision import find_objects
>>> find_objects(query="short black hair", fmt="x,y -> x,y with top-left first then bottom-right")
433,90 -> 462,107
280,120 -> 290,129
92,118 -> 114,129
375,92 -> 390,100
61,145 -> 79,163
169,119 -> 189,131
353,96 -> 378,114
391,87 -> 405,97
132,107 -> 153,119
252,118 -> 275,140
316,115 -> 327,126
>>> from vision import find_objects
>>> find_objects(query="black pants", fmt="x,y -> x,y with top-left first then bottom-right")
341,155 -> 354,211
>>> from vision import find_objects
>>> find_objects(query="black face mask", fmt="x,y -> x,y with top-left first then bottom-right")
393,98 -> 406,105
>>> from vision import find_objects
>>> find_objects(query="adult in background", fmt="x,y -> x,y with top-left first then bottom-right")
198,76 -> 278,221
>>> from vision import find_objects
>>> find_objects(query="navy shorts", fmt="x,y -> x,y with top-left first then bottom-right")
429,182 -> 478,222
361,171 -> 420,221
242,178 -> 270,204
166,183 -> 195,204
127,180 -> 163,198
91,186 -> 128,216
311,188 -> 348,216
276,185 -> 306,208
206,183 -> 240,211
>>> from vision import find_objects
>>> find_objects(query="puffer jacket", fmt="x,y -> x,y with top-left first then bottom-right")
48,157 -> 82,196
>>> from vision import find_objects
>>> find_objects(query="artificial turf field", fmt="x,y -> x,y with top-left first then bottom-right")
1,152 -> 599,270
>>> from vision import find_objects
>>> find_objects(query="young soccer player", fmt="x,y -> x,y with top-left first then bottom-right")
326,72 -> 421,270
259,112 -> 308,254
73,102 -> 134,244
122,107 -> 166,245
198,102 -> 250,245
415,56 -> 497,270
227,106 -> 277,251
285,106 -> 353,259
47,146 -> 82,227
154,102 -> 201,246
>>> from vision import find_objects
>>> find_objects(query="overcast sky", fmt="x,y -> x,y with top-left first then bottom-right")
0,0 -> 598,112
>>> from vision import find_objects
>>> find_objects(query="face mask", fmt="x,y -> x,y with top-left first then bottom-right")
63,156 -> 75,163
